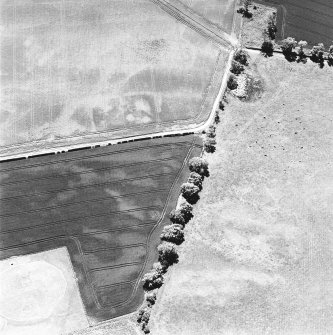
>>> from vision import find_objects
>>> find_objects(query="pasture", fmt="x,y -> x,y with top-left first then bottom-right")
150,53 -> 333,335
0,0 -> 229,158
263,0 -> 333,46
0,135 -> 202,323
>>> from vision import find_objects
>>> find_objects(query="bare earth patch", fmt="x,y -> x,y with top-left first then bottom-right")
149,53 -> 333,335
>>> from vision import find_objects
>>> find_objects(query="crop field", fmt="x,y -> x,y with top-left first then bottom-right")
0,135 -> 202,322
0,0 -> 230,159
175,0 -> 237,34
263,0 -> 333,46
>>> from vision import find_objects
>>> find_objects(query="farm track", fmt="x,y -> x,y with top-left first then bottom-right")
150,0 -> 233,47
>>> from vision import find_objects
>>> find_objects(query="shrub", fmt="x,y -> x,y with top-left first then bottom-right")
266,13 -> 277,39
181,182 -> 200,204
214,110 -> 220,124
261,41 -> 274,56
189,157 -> 209,177
158,242 -> 179,267
227,74 -> 238,90
142,268 -> 164,291
203,137 -> 217,153
230,60 -> 244,75
142,324 -> 150,334
179,202 -> 193,222
234,49 -> 249,66
145,292 -> 157,306
188,171 -> 203,190
160,224 -> 184,245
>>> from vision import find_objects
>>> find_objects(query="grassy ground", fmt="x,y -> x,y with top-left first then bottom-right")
0,0 -> 229,158
0,135 -> 202,324
241,3 -> 277,48
149,52 -> 333,335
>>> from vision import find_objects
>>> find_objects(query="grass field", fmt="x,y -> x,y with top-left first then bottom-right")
150,53 -> 333,334
262,0 -> 333,47
0,135 -> 202,323
0,0 -> 230,158
0,247 -> 88,335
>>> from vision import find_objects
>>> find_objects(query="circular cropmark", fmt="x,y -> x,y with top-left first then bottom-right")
0,261 -> 67,324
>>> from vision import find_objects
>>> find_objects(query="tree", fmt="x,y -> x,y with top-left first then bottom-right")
227,74 -> 238,90
328,45 -> 333,66
142,268 -> 164,290
214,110 -> 220,124
188,171 -> 203,190
230,60 -> 244,75
237,0 -> 253,18
181,182 -> 200,204
310,43 -> 325,63
261,41 -> 274,56
219,100 -> 225,110
189,157 -> 209,177
234,49 -> 249,66
281,37 -> 297,56
266,13 -> 277,40
206,125 -> 216,138
203,137 -> 217,153
158,242 -> 179,267
169,208 -> 186,225
145,292 -> 157,306
160,224 -> 184,245
179,202 -> 193,222
137,305 -> 151,333
297,40 -> 308,61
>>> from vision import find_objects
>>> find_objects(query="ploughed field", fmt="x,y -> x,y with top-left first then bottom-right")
0,135 -> 202,322
0,0 -> 229,158
263,0 -> 333,46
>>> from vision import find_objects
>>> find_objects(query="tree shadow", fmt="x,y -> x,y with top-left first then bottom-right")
283,51 -> 297,62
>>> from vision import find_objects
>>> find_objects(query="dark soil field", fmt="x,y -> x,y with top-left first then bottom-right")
0,0 -> 230,159
0,135 -> 202,323
262,0 -> 333,47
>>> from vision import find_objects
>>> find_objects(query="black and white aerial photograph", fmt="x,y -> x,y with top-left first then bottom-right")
0,0 -> 332,334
